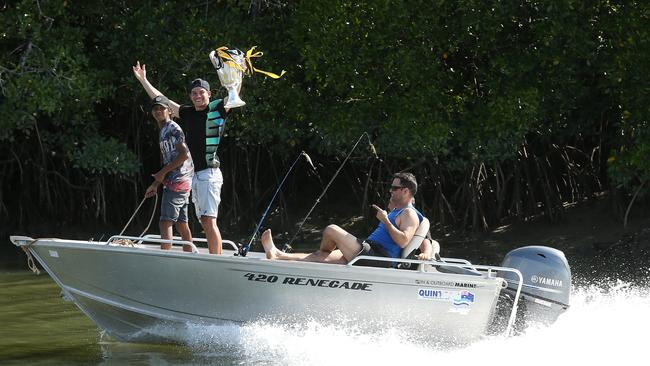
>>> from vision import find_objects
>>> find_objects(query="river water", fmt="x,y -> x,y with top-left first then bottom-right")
1,254 -> 648,365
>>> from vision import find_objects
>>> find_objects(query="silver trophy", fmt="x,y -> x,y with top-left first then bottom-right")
209,48 -> 246,108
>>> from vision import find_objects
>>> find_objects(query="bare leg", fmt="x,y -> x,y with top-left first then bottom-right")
260,229 -> 313,261
295,251 -> 329,262
319,225 -> 362,262
319,249 -> 347,264
260,229 -> 351,264
159,220 -> 174,250
201,215 -> 222,254
175,221 -> 194,252
260,229 -> 282,259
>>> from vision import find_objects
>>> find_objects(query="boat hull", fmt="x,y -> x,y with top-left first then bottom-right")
22,239 -> 506,344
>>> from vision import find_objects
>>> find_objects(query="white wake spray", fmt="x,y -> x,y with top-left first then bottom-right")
175,280 -> 649,366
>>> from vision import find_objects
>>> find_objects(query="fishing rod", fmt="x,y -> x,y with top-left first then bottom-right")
282,132 -> 377,252
238,150 -> 315,256
119,193 -> 159,237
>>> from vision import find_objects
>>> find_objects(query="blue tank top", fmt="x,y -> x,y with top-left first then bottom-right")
367,205 -> 423,258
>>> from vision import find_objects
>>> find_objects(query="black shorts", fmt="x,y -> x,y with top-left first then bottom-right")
354,239 -> 394,268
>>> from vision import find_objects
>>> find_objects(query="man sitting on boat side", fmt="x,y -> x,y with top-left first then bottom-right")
144,95 -> 195,252
261,172 -> 423,267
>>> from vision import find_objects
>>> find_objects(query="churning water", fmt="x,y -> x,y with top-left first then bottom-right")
170,281 -> 649,365
1,271 -> 648,365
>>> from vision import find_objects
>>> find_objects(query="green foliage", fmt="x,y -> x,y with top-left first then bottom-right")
0,0 -> 130,176
603,1 -> 650,189
71,136 -> 140,176
1,0 -> 648,230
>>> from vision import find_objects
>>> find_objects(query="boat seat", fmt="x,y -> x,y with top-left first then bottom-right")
398,217 -> 442,270
400,217 -> 442,260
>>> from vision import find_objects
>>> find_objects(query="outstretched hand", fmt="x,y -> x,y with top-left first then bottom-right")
132,61 -> 147,81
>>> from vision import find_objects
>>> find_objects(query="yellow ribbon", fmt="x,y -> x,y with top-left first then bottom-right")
215,46 -> 246,72
245,46 -> 286,79
214,46 -> 286,79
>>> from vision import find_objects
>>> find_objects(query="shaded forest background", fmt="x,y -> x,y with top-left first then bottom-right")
1,0 -> 649,247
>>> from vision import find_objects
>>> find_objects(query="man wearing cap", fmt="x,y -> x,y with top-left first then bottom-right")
133,61 -> 234,254
145,95 -> 194,252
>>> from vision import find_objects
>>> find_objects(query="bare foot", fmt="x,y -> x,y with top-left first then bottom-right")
260,229 -> 282,260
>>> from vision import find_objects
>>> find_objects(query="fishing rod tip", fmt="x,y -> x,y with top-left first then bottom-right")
368,143 -> 378,158
301,151 -> 316,170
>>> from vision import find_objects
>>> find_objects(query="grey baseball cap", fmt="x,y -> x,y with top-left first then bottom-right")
189,78 -> 210,92
150,95 -> 170,110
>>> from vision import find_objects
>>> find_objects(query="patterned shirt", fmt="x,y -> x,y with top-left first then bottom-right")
159,120 -> 194,192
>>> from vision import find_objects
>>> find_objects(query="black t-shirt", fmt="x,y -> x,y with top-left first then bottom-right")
178,100 -> 227,172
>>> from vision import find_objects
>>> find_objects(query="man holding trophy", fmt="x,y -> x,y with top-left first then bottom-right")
132,53 -> 245,255
133,45 -> 282,255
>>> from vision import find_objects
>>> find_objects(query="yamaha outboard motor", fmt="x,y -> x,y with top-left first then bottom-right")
499,246 -> 571,329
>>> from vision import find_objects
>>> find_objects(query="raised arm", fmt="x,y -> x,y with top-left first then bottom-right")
371,205 -> 420,248
132,61 -> 181,118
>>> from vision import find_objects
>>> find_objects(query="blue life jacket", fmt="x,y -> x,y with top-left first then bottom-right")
366,205 -> 423,258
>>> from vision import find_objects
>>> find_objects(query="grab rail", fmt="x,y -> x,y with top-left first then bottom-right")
105,235 -> 199,253
439,257 -> 473,265
141,234 -> 239,251
347,255 -> 523,337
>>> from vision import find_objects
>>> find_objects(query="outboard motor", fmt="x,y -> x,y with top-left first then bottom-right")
499,246 -> 571,328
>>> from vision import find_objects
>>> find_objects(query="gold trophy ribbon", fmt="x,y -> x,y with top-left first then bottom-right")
214,46 -> 286,79
245,46 -> 286,79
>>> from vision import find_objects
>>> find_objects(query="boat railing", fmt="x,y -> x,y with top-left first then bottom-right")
439,257 -> 472,265
347,255 -> 524,337
141,234 -> 239,251
347,255 -> 478,271
105,235 -> 200,253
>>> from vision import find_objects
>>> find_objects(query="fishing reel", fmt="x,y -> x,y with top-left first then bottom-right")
235,243 -> 249,257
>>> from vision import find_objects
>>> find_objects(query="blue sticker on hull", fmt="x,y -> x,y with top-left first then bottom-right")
452,291 -> 475,306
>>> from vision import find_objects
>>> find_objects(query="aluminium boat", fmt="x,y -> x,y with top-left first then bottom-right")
10,226 -> 571,345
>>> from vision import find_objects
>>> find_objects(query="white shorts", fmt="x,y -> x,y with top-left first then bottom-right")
191,168 -> 223,219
